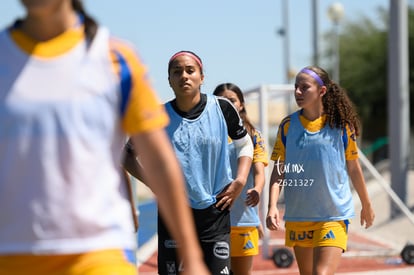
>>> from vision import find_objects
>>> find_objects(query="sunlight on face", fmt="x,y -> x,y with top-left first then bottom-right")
168,55 -> 204,97
294,73 -> 323,108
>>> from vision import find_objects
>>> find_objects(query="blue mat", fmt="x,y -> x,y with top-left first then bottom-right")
137,199 -> 157,246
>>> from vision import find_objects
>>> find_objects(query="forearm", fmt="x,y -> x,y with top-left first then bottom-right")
122,147 -> 146,182
347,159 -> 372,207
234,156 -> 252,186
266,163 -> 284,230
347,158 -> 375,228
268,163 -> 284,208
253,162 -> 265,194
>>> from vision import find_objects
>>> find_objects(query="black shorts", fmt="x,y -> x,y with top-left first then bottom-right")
157,204 -> 231,275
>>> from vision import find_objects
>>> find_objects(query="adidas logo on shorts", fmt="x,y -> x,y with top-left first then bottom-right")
323,230 -> 336,240
243,240 -> 255,250
220,266 -> 230,274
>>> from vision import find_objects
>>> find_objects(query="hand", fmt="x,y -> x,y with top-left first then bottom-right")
215,180 -> 244,210
266,206 -> 281,231
257,224 -> 265,239
360,204 -> 375,229
245,188 -> 260,207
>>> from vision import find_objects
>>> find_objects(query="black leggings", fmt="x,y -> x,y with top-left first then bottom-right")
157,204 -> 231,275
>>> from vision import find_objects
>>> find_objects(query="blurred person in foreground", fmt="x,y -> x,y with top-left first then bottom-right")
0,1 -> 209,275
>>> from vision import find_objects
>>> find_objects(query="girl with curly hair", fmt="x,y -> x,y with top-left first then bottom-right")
266,66 -> 375,275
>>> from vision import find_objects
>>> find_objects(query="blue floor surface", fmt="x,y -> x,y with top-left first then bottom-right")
137,199 -> 157,246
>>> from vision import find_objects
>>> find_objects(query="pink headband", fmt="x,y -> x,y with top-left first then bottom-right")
300,68 -> 324,86
169,52 -> 203,69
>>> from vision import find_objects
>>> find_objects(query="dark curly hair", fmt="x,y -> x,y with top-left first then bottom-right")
301,66 -> 361,136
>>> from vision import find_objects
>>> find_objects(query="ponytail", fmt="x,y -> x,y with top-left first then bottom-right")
72,0 -> 98,46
